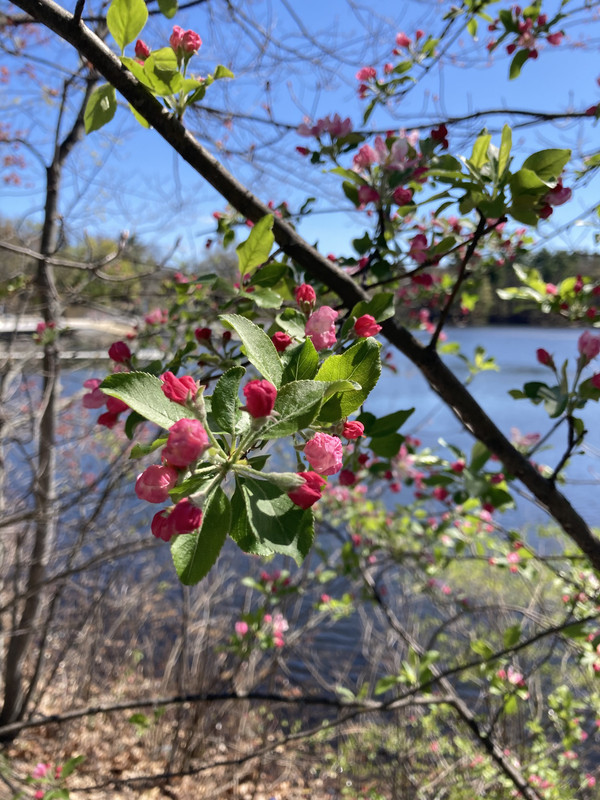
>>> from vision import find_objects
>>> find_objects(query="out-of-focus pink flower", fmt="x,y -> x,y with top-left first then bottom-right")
163,418 -> 209,467
353,144 -> 377,170
160,371 -> 198,405
339,469 -> 356,486
342,420 -> 364,439
354,314 -> 382,337
395,32 -> 411,48
409,233 -> 429,264
145,308 -> 167,325
97,411 -> 120,429
355,66 -> 376,81
135,464 -> 179,503
357,185 -> 380,206
288,471 -> 326,509
393,186 -> 413,205
32,763 -> 51,779
578,330 -> 600,361
82,378 -> 106,409
108,340 -> 131,363
297,114 -> 352,139
547,31 -> 563,45
536,348 -> 554,367
243,379 -> 277,418
106,396 -> 128,415
305,306 -> 338,350
304,433 -> 344,476
195,326 -> 212,342
235,621 -> 249,636
134,39 -> 150,60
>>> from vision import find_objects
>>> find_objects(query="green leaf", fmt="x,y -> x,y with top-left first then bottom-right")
44,791 -> 70,800
101,372 -> 190,430
239,477 -> 315,563
315,338 -> 382,423
281,338 -> 319,384
470,441 -> 490,473
158,0 -> 177,18
276,307 -> 308,339
213,64 -> 234,79
504,694 -> 519,714
366,408 -> 414,437
522,148 -> 571,182
107,0 -> 148,52
261,380 -> 328,439
236,214 -> 275,277
498,124 -> 512,176
509,48 -> 530,80
130,437 -> 167,459
220,314 -> 283,386
503,624 -> 521,648
171,488 -> 230,585
124,409 -> 147,439
61,755 -> 86,778
470,133 -> 492,169
370,433 -> 404,458
211,366 -> 245,435
249,262 -> 288,288
249,287 -> 283,309
143,48 -> 183,96
84,84 -> 117,134
128,103 -> 151,128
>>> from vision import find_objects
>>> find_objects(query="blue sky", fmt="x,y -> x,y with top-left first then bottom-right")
2,0 -> 600,265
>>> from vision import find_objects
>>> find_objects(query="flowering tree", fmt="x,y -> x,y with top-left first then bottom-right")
4,0 -> 600,797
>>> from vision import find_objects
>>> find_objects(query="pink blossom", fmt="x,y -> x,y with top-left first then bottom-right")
355,66 -> 376,81
342,420 -> 364,439
395,32 -> 411,48
352,144 -> 377,170
170,498 -> 203,534
305,306 -> 338,350
97,411 -> 120,429
546,31 -> 563,45
409,233 -> 429,264
160,371 -> 198,405
108,340 -> 131,363
163,418 -> 209,467
272,331 -> 292,352
195,326 -> 212,342
181,29 -> 202,54
32,763 -> 51,779
82,378 -> 106,409
106,396 -> 129,415
288,471 -> 326,509
297,114 -> 352,139
295,283 -> 316,309
145,308 -> 167,325
393,186 -> 413,205
578,330 -> 600,361
357,185 -> 380,206
545,178 -> 571,206
170,25 -> 185,51
151,509 -> 175,542
536,348 -> 554,367
134,39 -> 150,60
304,432 -> 344,476
510,427 -> 540,449
235,621 -> 249,636
135,464 -> 178,503
243,379 -> 277,418
354,314 -> 382,337
339,469 -> 356,486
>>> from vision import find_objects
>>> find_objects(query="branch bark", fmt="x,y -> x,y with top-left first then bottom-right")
9,0 -> 600,576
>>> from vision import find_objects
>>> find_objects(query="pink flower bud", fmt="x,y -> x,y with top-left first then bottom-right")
169,25 -> 185,51
357,185 -> 380,206
151,509 -> 174,541
162,418 -> 209,467
243,379 -> 277,418
339,469 -> 356,486
451,459 -> 465,473
160,371 -> 198,405
355,66 -> 376,81
342,420 -> 364,439
182,29 -> 202,54
393,186 -> 413,205
195,326 -> 212,342
134,39 -> 150,60
304,433 -> 344,476
272,331 -> 292,352
287,471 -> 326,509
170,498 -> 203,534
354,314 -> 382,338
536,348 -> 554,367
135,464 -> 179,503
546,31 -> 563,45
578,331 -> 600,361
295,283 -> 316,307
395,32 -> 411,48
108,340 -> 131,363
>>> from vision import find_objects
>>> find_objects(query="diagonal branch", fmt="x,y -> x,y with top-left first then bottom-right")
10,0 -> 600,571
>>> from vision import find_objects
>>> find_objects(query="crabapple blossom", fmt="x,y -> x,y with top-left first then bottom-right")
194,326 -> 212,342
304,432 -> 344,476
295,282 -> 316,309
352,144 -> 377,170
134,39 -> 150,60
287,471 -> 326,509
305,306 -> 338,350
243,379 -> 277,418
271,331 -> 292,352
107,340 -> 131,363
393,186 -> 413,206
339,469 -> 356,486
409,233 -> 429,264
82,379 -> 106,409
170,498 -> 203,534
536,348 -> 554,367
135,464 -> 178,503
395,32 -> 411,48
355,66 -> 376,81
162,418 -> 209,467
578,331 -> 600,361
357,185 -> 380,206
354,314 -> 382,337
235,621 -> 249,636
342,420 -> 364,439
106,396 -> 128,415
160,371 -> 198,404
